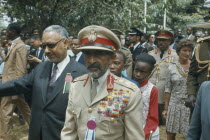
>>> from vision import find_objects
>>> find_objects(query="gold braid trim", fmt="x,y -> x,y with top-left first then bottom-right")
148,63 -> 160,84
196,36 -> 210,43
195,43 -> 210,79
176,65 -> 188,77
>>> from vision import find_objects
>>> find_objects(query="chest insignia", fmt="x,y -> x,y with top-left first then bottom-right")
97,89 -> 131,118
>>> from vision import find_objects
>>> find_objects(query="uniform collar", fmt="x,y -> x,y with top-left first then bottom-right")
133,42 -> 141,50
91,69 -> 110,92
155,48 -> 171,55
140,80 -> 148,87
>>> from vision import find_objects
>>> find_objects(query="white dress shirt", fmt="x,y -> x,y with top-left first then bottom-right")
67,50 -> 82,62
51,55 -> 70,81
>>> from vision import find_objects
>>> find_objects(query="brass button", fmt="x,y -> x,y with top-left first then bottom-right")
71,110 -> 75,114
88,108 -> 92,113
110,118 -> 114,122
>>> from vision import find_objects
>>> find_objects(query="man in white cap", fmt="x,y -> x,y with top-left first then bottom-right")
61,25 -> 144,140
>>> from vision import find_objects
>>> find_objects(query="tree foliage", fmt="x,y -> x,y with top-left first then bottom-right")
0,0 -> 207,34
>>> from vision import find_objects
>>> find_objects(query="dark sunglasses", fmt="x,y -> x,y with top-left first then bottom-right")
42,38 -> 65,49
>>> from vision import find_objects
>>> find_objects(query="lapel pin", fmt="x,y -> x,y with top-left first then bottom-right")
63,73 -> 73,94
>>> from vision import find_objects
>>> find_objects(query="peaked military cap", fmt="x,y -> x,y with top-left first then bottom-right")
155,30 -> 173,39
128,27 -> 144,36
78,25 -> 121,52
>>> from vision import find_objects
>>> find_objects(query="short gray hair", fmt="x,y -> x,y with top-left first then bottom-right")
43,25 -> 69,39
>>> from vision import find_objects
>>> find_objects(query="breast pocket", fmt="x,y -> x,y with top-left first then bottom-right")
98,115 -> 124,135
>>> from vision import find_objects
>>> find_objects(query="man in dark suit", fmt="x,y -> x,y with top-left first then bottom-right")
68,38 -> 84,65
187,81 -> 210,140
128,27 -> 148,62
28,35 -> 45,73
0,25 -> 87,140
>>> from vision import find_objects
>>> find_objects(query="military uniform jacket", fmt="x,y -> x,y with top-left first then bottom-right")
149,48 -> 178,104
120,47 -> 133,78
187,41 -> 210,96
61,73 -> 145,140
130,43 -> 147,62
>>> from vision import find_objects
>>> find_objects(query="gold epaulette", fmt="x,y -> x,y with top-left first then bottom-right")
197,36 -> 210,43
73,74 -> 88,82
115,77 -> 139,91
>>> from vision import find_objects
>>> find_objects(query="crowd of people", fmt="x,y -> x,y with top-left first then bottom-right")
0,22 -> 209,140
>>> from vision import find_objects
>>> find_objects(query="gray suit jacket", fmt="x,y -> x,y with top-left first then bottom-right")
0,57 -> 87,140
187,81 -> 210,140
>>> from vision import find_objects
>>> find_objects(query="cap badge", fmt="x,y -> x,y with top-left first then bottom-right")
160,30 -> 165,34
88,30 -> 97,43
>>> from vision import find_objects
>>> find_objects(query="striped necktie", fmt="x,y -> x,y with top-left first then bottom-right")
49,64 -> 58,86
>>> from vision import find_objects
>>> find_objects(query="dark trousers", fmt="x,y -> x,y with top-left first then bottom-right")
158,104 -> 166,125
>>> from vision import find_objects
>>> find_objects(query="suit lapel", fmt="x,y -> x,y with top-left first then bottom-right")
38,49 -> 44,60
5,40 -> 18,60
45,58 -> 76,106
78,54 -> 84,65
205,86 -> 210,122
40,61 -> 52,104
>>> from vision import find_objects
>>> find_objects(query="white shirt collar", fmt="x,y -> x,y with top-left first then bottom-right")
133,42 -> 140,50
91,69 -> 110,92
67,50 -> 74,57
52,55 -> 70,80
11,37 -> 20,44
9,37 -> 20,50
75,52 -> 82,61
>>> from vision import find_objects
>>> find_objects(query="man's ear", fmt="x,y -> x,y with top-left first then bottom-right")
64,39 -> 70,49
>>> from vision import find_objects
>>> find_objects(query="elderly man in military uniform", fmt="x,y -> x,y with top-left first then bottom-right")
185,36 -> 210,109
148,30 -> 178,125
61,25 -> 144,140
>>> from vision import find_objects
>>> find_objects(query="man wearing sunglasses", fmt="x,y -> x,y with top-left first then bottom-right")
0,25 -> 87,140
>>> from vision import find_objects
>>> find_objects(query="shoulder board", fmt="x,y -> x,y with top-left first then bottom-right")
73,74 -> 88,82
197,36 -> 210,43
114,76 -> 139,91
121,47 -> 129,51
